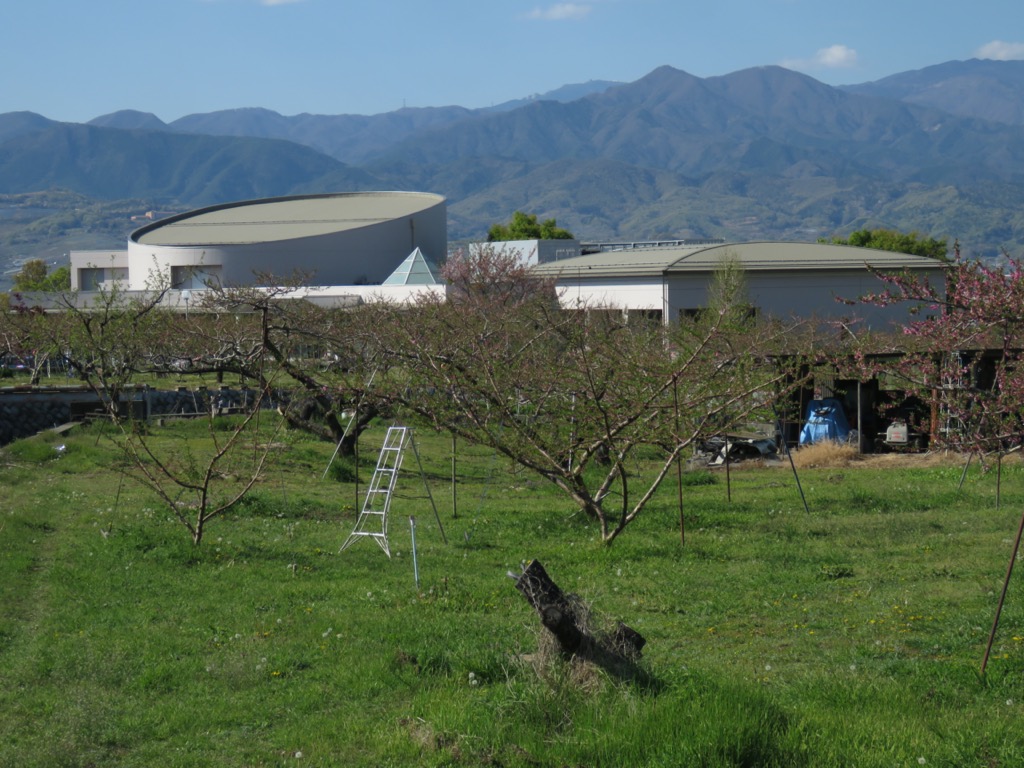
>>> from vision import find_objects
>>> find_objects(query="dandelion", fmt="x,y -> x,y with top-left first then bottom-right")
322,627 -> 333,638
764,664 -> 772,671
468,672 -> 479,686
918,758 -> 926,765
1008,699 -> 1015,706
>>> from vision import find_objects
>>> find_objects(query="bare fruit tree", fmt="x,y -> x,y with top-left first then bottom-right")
5,284 -> 283,545
360,247 -> 806,544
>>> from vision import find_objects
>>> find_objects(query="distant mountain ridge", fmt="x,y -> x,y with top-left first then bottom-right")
2,59 -> 1024,265
841,59 -> 1024,126
86,80 -> 620,165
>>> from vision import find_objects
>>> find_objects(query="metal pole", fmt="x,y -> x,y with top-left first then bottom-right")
408,429 -> 448,544
997,453 -> 1003,510
322,366 -> 378,480
354,404 -> 359,510
981,503 -> 1024,675
674,378 -> 684,546
857,380 -> 863,454
958,451 -> 974,490
774,405 -> 809,514
451,432 -> 458,519
725,436 -> 732,503
409,516 -> 420,590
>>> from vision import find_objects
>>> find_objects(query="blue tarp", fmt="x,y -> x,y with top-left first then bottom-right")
799,398 -> 850,445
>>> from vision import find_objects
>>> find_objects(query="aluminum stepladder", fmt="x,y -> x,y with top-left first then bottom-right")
339,425 -> 447,558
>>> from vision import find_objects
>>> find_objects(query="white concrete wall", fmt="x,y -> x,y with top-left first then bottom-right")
554,276 -> 665,312
69,250 -> 130,290
472,240 -> 581,266
125,201 -> 447,291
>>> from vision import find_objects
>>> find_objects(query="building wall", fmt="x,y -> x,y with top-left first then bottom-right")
473,239 -> 582,266
552,266 -> 944,330
69,250 -> 130,291
554,275 -> 665,312
665,268 -> 943,329
125,205 -> 446,291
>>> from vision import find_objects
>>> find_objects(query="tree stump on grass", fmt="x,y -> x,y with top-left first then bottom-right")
512,559 -> 646,678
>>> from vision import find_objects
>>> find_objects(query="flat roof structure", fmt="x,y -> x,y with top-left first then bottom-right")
133,192 -> 443,247
532,241 -> 947,330
71,191 -> 448,292
532,241 -> 944,278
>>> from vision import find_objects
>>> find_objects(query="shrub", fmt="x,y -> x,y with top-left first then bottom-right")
791,441 -> 859,468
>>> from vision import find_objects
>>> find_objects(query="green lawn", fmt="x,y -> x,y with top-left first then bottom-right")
2,419 -> 1024,766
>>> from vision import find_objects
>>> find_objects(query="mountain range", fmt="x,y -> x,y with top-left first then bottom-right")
3,58 -> 1024,280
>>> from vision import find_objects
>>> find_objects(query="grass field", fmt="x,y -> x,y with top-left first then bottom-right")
3,417 -> 1024,767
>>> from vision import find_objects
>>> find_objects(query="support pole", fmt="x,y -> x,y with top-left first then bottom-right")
410,516 -> 420,590
408,430 -> 448,545
725,436 -> 732,503
857,380 -> 863,454
774,405 -> 809,514
997,453 -> 1003,510
981,503 -> 1024,676
958,451 -> 974,491
354,408 -> 360,510
451,432 -> 458,519
673,379 -> 684,546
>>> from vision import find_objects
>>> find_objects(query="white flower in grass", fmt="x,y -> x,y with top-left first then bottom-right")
468,672 -> 478,686
918,758 -> 926,765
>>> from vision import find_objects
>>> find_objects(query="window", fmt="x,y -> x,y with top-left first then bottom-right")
171,265 -> 222,289
79,268 -> 104,291
626,309 -> 663,327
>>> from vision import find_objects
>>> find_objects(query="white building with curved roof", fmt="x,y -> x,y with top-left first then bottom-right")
71,191 -> 446,292
532,240 -> 947,330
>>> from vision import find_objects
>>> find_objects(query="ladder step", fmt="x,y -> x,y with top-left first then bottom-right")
341,425 -> 411,558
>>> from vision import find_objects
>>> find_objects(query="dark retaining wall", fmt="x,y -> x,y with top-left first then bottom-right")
0,386 -> 277,447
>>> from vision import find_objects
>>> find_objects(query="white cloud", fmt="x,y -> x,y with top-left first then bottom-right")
813,44 -> 858,69
975,40 -> 1024,60
781,44 -> 858,73
525,3 -> 593,21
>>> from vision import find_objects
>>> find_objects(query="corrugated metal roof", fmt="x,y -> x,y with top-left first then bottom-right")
133,192 -> 445,247
532,246 -> 701,277
531,241 -> 945,278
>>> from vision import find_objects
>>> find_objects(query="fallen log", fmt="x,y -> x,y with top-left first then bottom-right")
511,559 -> 646,669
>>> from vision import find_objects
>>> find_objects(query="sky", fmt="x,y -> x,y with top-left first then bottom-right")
4,0 -> 1024,124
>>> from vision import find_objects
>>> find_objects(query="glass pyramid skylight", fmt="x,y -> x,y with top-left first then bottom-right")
381,247 -> 440,285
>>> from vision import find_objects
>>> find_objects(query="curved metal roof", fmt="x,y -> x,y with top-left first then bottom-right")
532,241 -> 946,277
131,192 -> 445,247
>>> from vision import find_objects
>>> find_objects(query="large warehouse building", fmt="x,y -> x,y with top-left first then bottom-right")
531,240 -> 947,331
70,191 -> 447,292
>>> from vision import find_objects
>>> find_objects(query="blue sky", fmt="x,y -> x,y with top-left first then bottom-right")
4,0 -> 1024,124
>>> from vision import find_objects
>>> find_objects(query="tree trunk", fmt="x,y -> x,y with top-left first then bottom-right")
512,560 -> 646,671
